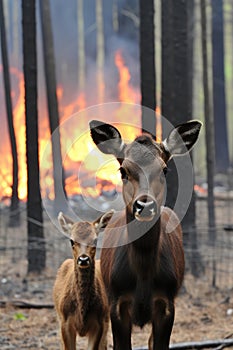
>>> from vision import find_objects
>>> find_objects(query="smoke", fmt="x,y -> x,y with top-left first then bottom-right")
0,0 -> 140,202
48,0 -> 140,105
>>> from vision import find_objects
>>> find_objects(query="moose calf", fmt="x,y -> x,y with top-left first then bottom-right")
53,210 -> 114,350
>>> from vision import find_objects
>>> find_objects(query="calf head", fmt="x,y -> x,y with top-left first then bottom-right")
58,210 -> 114,269
90,120 -> 202,222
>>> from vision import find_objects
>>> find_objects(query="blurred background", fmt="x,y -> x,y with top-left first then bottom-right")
0,0 -> 233,315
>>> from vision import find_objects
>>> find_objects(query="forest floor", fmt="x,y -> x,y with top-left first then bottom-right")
0,264 -> 233,349
0,198 -> 233,349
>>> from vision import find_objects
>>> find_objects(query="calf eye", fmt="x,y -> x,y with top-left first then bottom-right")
120,167 -> 128,182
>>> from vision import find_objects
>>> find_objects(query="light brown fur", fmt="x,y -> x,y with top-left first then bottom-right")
53,211 -> 114,350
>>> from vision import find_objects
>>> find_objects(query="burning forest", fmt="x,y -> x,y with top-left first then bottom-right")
1,49 -> 142,203
1,1 -> 233,349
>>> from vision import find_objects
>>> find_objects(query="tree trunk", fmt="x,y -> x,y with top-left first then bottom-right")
112,0 -> 119,33
22,0 -> 45,273
139,0 -> 156,137
0,0 -> 20,227
39,0 -> 67,214
77,0 -> 85,91
161,0 -> 201,276
96,0 -> 105,103
201,0 -> 216,287
12,0 -> 20,68
212,0 -> 229,173
161,0 -> 192,213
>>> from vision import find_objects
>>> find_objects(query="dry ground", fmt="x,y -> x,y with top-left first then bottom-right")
1,198 -> 233,349
0,273 -> 233,349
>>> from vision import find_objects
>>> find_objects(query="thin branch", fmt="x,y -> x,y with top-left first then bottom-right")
134,339 -> 233,350
0,299 -> 54,309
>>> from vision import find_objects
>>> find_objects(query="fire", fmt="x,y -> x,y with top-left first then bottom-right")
114,50 -> 140,103
156,106 -> 162,142
0,67 -> 26,201
0,50 -> 160,202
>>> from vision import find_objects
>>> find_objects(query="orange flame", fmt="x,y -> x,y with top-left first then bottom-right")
115,50 -> 140,103
0,67 -> 26,201
0,51 -> 162,202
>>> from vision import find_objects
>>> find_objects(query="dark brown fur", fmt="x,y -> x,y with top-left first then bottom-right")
89,119 -> 202,350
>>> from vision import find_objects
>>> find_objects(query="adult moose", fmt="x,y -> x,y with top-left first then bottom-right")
89,119 -> 202,350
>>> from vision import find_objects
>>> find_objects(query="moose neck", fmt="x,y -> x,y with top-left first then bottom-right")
126,208 -> 161,279
126,209 -> 161,252
126,208 -> 161,327
74,263 -> 95,321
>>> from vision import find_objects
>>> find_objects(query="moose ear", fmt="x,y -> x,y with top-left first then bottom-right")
58,212 -> 75,236
162,120 -> 202,158
89,120 -> 126,160
94,209 -> 115,234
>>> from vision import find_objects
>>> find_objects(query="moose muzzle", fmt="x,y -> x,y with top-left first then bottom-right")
133,195 -> 157,222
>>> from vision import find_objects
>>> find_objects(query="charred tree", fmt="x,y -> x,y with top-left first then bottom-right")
161,0 -> 201,275
201,0 -> 216,286
39,0 -> 67,214
139,0 -> 156,137
0,0 -> 20,227
162,0 -> 192,205
162,0 -> 192,212
77,0 -> 85,91
161,0 -> 174,122
96,0 -> 105,103
22,0 -> 45,272
212,0 -> 229,174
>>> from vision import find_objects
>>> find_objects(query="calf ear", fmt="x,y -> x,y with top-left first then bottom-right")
89,120 -> 126,160
58,212 -> 74,236
162,120 -> 202,158
94,209 -> 115,234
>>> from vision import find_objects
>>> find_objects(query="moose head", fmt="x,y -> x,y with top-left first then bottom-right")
90,120 -> 202,222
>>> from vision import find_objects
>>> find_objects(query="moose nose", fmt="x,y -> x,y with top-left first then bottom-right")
77,255 -> 90,268
133,196 -> 157,221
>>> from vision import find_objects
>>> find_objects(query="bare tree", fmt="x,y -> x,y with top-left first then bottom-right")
77,0 -> 85,91
96,0 -> 105,103
161,0 -> 201,276
139,0 -> 156,137
22,0 -> 45,272
0,0 -> 20,227
212,0 -> 229,173
39,0 -> 67,214
201,0 -> 216,286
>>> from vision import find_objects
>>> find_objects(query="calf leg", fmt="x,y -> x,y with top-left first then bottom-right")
149,297 -> 175,350
98,319 -> 109,350
88,318 -> 108,350
61,321 -> 76,350
111,301 -> 132,350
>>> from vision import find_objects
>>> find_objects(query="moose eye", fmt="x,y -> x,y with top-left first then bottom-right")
119,167 -> 129,182
70,239 -> 74,247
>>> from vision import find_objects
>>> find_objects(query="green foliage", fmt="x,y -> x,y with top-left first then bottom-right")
13,312 -> 27,321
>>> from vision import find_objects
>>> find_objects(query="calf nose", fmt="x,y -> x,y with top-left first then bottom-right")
77,255 -> 90,267
133,196 -> 157,220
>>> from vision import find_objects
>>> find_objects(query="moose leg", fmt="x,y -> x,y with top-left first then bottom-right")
149,298 -> 175,350
61,321 -> 76,350
111,301 -> 132,350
